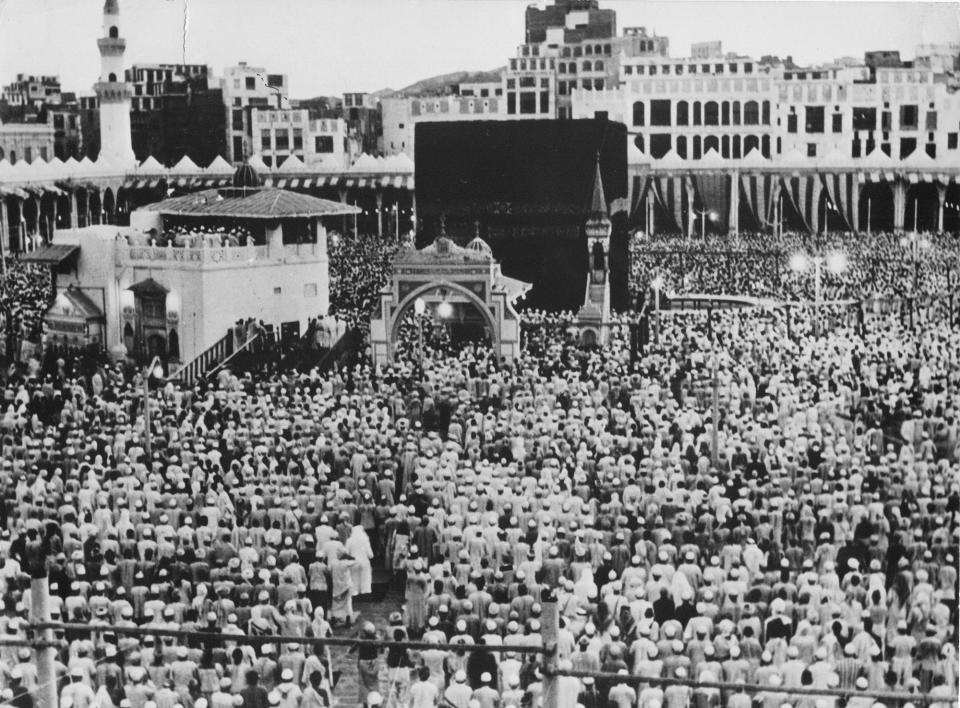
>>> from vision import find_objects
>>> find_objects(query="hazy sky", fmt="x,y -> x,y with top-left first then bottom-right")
1,0 -> 958,98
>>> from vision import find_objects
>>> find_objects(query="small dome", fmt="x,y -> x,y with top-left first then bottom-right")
233,163 -> 261,189
466,236 -> 492,256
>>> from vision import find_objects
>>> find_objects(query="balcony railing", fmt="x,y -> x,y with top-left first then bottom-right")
116,242 -> 322,267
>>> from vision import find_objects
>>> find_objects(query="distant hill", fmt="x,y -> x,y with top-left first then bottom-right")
380,68 -> 505,98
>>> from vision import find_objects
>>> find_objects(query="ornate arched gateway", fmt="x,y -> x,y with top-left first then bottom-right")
370,235 -> 531,365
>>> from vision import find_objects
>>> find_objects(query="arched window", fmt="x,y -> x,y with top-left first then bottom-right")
583,61 -> 592,72
693,101 -> 702,126
733,135 -> 742,159
692,136 -> 702,160
0,147 -> 4,160
676,135 -> 688,159
744,101 -> 760,125
109,26 -> 119,38
744,135 -> 760,154
721,135 -> 730,158
761,135 -> 771,158
704,101 -> 719,126
676,100 -> 689,126
632,101 -> 645,126
762,100 -> 771,125
721,101 -> 730,126
108,72 -> 117,82
732,101 -> 741,125
9,150 -> 16,164
594,60 -> 604,72
168,329 -> 180,361
704,135 -> 720,153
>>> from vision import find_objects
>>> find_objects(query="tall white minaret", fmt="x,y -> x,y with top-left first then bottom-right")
95,0 -> 135,166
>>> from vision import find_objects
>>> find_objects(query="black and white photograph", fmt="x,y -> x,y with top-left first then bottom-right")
0,1 -> 959,707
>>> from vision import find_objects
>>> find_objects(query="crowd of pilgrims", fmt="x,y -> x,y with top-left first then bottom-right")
0,229 -> 958,708
628,231 -> 960,305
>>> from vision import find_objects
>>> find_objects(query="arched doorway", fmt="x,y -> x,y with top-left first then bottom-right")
56,193 -> 72,230
102,188 -> 116,225
858,182 -> 895,233
906,183 -> 938,233
88,190 -> 102,225
389,283 -> 498,360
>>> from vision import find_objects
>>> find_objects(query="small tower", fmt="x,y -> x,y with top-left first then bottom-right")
95,0 -> 135,166
576,157 -> 612,346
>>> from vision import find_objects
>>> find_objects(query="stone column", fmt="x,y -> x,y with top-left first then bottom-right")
851,174 -> 861,233
893,180 -> 906,233
728,169 -> 739,237
69,191 -> 79,228
375,189 -> 383,238
937,183 -> 946,233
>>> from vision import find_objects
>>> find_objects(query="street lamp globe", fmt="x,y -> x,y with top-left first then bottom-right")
708,210 -> 719,222
651,275 -> 665,291
789,253 -> 808,272
437,301 -> 453,319
826,252 -> 848,275
152,364 -> 165,379
413,297 -> 426,316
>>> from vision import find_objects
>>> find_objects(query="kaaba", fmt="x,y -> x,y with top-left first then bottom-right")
415,118 -> 629,311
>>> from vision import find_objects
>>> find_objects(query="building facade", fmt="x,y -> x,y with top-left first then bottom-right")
2,74 -> 62,108
221,63 -> 288,163
0,120 -> 55,163
252,108 -> 351,170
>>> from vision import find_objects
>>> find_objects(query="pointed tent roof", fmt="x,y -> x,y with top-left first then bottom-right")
277,153 -> 305,173
740,148 -> 770,167
206,155 -> 234,174
170,155 -> 200,175
588,158 -> 608,219
351,153 -> 380,172
860,147 -> 893,168
382,152 -> 414,172
138,156 -> 165,173
778,147 -> 808,169
818,148 -> 850,169
247,153 -> 269,172
655,149 -> 686,168
63,157 -> 80,176
902,147 -> 936,168
700,148 -> 726,167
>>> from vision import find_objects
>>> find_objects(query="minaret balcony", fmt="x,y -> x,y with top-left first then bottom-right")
97,37 -> 126,55
95,81 -> 133,101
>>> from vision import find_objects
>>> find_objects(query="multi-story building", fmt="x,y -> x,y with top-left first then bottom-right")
0,119 -> 55,163
126,63 -> 210,111
252,108 -> 350,170
382,85 -> 504,157
343,92 -> 382,155
2,74 -> 62,108
221,63 -> 288,163
48,99 -> 84,160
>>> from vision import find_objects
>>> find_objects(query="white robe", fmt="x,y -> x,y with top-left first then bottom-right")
345,530 -> 373,594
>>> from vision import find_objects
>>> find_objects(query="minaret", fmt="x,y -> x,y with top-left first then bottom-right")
95,0 -> 135,166
576,157 -> 613,346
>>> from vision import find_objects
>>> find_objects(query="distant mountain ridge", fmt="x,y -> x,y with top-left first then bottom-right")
378,68 -> 505,98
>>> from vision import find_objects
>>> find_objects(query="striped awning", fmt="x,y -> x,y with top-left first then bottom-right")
393,175 -> 405,189
289,179 -> 300,188
357,178 -> 368,188
301,178 -> 314,188
344,178 -> 357,188
276,179 -> 288,189
148,178 -> 161,188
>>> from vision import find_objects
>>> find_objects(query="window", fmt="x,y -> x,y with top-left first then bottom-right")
805,106 -> 825,133
744,63 -> 753,74
632,101 -> 645,126
852,137 -> 862,158
721,101 -> 730,126
880,143 -> 891,157
315,135 -> 333,153
649,65 -> 657,76
506,78 -> 515,89
899,104 -> 918,129
398,123 -> 405,129
540,91 -> 550,112
593,79 -> 603,90
649,134 -> 672,159
676,100 -> 689,126
275,131 -> 289,150
704,101 -> 719,126
702,64 -> 710,73
624,65 -> 632,75
54,114 -> 64,129
761,135 -> 771,158
40,147 -> 48,161
900,137 -> 916,158
715,64 -> 724,74
261,130 -> 271,150
245,77 -> 256,90
293,129 -> 303,151
519,92 -> 536,114
949,133 -> 958,150
232,109 -> 244,131
807,143 -> 817,157
109,26 -> 118,38
926,143 -> 936,159
650,99 -> 671,126
732,135 -> 741,159
108,73 -> 117,82
743,101 -> 759,125
762,101 -> 770,125
520,76 -> 536,88
676,135 -> 688,159
704,135 -> 719,154
662,65 -> 670,75
881,111 -> 892,131
787,114 -> 798,133
852,107 -> 876,131
832,114 -> 842,133
233,136 -> 244,160
692,136 -> 702,160
925,111 -> 937,131
594,61 -> 604,71
693,101 -> 702,126
507,93 -> 516,114
729,63 -> 738,73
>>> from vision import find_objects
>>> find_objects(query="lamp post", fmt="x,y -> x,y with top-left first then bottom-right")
142,355 -> 164,462
901,231 -> 930,331
693,208 -> 718,240
651,275 -> 664,345
413,297 -> 425,366
393,204 -> 400,242
790,251 -> 847,339
711,350 -> 720,467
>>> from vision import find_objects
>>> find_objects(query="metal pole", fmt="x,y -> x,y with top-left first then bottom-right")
710,353 -> 720,467
417,315 -> 423,368
653,285 -> 660,345
701,212 -> 706,240
143,369 -> 152,462
541,598 -> 560,708
866,197 -> 871,236
814,257 -> 822,339
30,572 -> 57,708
